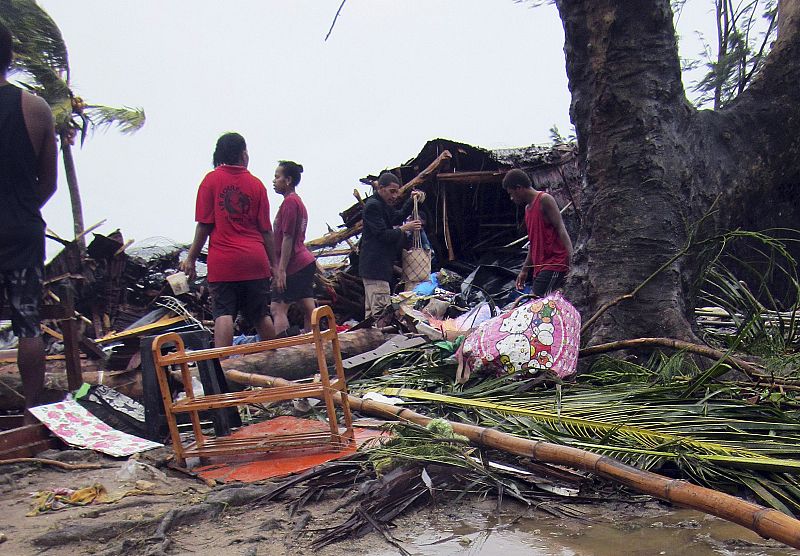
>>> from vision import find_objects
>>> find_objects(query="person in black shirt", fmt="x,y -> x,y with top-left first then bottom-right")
358,172 -> 423,319
0,23 -> 58,415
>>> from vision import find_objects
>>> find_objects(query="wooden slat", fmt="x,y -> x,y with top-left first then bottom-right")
182,431 -> 349,458
0,424 -> 60,460
172,384 -> 327,412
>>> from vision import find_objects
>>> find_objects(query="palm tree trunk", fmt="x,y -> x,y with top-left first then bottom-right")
60,137 -> 85,251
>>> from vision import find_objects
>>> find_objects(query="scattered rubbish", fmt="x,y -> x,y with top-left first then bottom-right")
116,458 -> 169,484
361,392 -> 403,406
74,383 -> 148,437
27,481 -> 167,516
166,271 -> 190,295
342,335 -> 428,370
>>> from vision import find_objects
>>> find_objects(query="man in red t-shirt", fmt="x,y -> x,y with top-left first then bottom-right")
270,160 -> 317,335
503,169 -> 573,297
180,133 -> 277,347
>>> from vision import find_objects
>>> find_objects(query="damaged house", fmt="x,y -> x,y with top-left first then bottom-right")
308,138 -> 581,321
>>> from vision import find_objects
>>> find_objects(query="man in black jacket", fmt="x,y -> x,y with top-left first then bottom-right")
358,172 -> 423,319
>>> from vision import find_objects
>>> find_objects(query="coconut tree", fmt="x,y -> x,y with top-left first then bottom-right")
0,0 -> 145,249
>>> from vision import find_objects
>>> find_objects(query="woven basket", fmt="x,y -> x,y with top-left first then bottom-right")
402,248 -> 431,283
401,194 -> 431,283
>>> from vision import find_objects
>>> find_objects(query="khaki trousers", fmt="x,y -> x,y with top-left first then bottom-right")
362,278 -> 391,319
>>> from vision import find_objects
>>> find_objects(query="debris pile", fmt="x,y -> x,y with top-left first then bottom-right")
307,138 -> 581,323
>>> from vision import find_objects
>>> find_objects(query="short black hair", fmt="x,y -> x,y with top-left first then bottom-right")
212,132 -> 246,167
0,22 -> 13,71
502,168 -> 532,190
377,171 -> 400,188
278,160 -> 303,186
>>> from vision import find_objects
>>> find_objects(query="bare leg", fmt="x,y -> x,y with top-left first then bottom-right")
214,315 -> 234,348
271,302 -> 290,335
18,336 -> 45,407
298,297 -> 316,332
256,315 -> 276,341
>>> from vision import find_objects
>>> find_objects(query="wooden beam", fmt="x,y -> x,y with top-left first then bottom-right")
399,150 -> 453,194
0,424 -> 60,460
316,248 -> 353,258
306,221 -> 363,250
436,170 -> 505,184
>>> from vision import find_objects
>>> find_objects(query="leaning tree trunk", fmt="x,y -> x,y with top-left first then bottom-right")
60,136 -> 86,251
556,0 -> 800,347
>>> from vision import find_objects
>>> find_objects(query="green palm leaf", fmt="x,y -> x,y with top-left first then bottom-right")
85,105 -> 146,134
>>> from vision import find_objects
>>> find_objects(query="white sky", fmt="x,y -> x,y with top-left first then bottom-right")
33,0 -> 718,259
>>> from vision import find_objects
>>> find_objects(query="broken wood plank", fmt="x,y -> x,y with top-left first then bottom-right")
436,170 -> 505,184
0,424 -> 60,460
306,221 -> 363,250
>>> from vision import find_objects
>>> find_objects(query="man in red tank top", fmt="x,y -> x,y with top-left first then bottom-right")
502,169 -> 573,297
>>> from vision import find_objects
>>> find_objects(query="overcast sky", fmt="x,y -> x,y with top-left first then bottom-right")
33,1 -> 718,259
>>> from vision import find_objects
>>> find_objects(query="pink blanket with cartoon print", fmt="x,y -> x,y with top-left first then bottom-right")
455,292 -> 580,383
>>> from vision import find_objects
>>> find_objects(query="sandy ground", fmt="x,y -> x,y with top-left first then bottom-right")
0,448 -> 793,556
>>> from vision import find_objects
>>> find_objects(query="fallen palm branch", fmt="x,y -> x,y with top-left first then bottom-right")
349,352 -> 800,512
224,369 -> 800,549
240,423 -> 586,551
376,388 -> 800,472
578,337 -> 763,378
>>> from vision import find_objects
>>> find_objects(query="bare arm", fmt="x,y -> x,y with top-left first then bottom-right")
21,93 -> 57,206
273,233 -> 294,293
541,193 -> 574,265
516,250 -> 533,290
261,230 -> 277,270
179,222 -> 213,280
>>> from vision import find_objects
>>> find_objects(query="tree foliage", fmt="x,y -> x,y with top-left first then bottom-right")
678,0 -> 779,109
0,0 -> 145,241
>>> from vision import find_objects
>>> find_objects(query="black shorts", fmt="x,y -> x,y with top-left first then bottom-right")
0,266 -> 43,339
209,278 -> 271,325
272,262 -> 316,304
532,270 -> 566,298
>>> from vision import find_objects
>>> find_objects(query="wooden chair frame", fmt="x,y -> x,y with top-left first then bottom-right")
151,305 -> 354,465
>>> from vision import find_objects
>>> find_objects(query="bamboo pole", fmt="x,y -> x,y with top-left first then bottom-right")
224,370 -> 800,550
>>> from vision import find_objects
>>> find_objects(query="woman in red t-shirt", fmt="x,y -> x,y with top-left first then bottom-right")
180,133 -> 277,347
270,160 -> 317,335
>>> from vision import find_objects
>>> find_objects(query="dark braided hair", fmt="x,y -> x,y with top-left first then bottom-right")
212,132 -> 246,167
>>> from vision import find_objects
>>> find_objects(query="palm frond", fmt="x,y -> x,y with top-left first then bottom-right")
361,372 -> 800,514
0,0 -> 69,81
85,105 -> 146,134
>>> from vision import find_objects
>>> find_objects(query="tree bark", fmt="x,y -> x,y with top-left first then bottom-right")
60,137 -> 86,251
220,328 -> 386,380
556,0 -> 800,347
